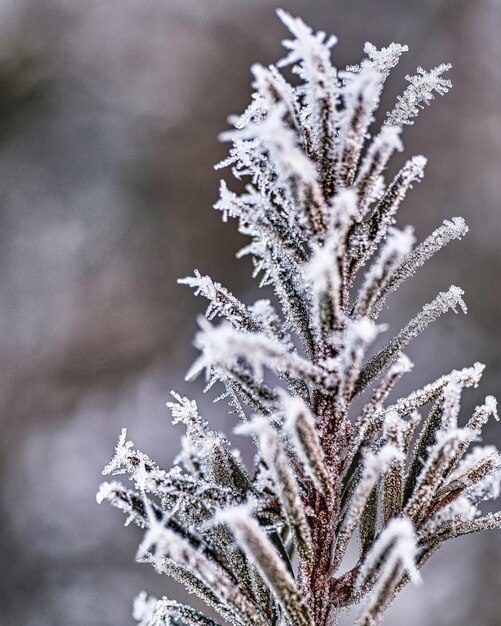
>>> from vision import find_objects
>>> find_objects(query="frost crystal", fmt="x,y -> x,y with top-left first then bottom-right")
98,11 -> 500,626
386,64 -> 452,126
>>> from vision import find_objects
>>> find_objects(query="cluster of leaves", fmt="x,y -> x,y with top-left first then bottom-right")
98,10 -> 500,626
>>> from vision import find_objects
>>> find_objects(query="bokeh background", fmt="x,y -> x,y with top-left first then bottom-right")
0,0 -> 500,624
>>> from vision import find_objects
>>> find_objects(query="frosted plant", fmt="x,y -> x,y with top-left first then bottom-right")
97,10 -> 500,626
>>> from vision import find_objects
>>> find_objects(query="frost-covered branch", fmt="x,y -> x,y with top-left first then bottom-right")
219,506 -> 311,626
354,285 -> 467,396
386,64 -> 452,126
98,11 -> 500,626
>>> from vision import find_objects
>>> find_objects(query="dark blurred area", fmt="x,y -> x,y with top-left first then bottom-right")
0,1 -> 499,625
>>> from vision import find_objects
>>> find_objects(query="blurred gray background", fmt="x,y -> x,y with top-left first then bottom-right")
0,1 -> 499,624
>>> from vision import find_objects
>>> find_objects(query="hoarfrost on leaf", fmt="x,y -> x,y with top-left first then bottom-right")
386,63 -> 452,126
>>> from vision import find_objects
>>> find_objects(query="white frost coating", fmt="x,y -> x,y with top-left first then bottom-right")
445,448 -> 501,507
384,362 -> 485,418
386,64 -> 452,126
277,8 -> 339,171
141,597 -> 223,626
440,381 -> 462,430
404,428 -> 472,523
309,189 -> 358,270
383,410 -> 405,440
348,42 -> 409,81
437,285 -> 468,315
355,126 -> 403,214
341,317 -> 380,364
96,481 -> 115,505
372,217 -> 469,316
418,492 -> 479,546
332,444 -> 403,569
452,445 -> 499,479
235,416 -> 312,558
371,353 -> 414,411
305,188 -> 357,297
167,390 -> 249,492
383,226 -> 416,255
359,225 -> 416,292
439,450 -> 501,508
234,416 -> 271,440
335,66 -> 382,186
363,42 -> 409,79
218,505 -> 311,626
140,506 -> 270,626
97,12 -> 501,626
331,188 -> 359,229
408,154 -> 427,178
251,63 -> 299,129
340,317 -> 380,354
485,395 -> 499,419
411,284 -> 468,324
305,233 -> 344,343
350,155 -> 427,273
280,389 -> 312,424
220,104 -> 318,189
281,390 -> 330,492
212,180 -> 241,222
467,396 -> 500,433
336,317 -> 382,405
102,428 -> 132,476
356,518 -> 421,591
339,63 -> 381,99
356,285 -> 468,395
393,352 -> 414,375
229,96 -> 268,132
365,444 -> 404,475
355,226 -> 415,318
305,241 -> 341,295
367,175 -> 386,205
436,495 -> 478,525
133,591 -> 158,626
466,467 -> 501,503
215,137 -> 261,180
277,9 -> 337,79
434,427 -> 472,447
355,519 -> 421,626
178,270 -> 253,329
187,317 -> 325,387
344,317 -> 379,350
167,391 -> 207,438
373,124 -> 403,153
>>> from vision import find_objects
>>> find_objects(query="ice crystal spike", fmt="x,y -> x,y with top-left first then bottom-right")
98,12 -> 500,626
386,64 -> 452,126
